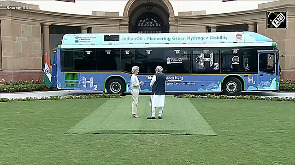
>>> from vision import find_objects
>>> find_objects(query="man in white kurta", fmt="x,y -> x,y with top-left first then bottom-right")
148,66 -> 166,119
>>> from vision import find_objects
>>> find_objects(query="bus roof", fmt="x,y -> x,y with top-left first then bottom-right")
61,32 -> 274,48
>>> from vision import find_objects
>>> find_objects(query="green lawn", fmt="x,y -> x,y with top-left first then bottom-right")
0,97 -> 294,164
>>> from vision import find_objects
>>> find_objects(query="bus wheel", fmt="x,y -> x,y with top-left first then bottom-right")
222,77 -> 242,96
106,78 -> 125,94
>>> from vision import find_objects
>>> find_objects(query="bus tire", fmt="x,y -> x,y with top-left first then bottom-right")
222,77 -> 242,96
105,78 -> 126,94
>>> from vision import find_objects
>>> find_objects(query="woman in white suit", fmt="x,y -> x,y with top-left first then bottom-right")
130,66 -> 144,118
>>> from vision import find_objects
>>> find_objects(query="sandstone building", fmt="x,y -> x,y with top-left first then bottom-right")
0,0 -> 294,81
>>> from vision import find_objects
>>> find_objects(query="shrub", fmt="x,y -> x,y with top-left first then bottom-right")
280,80 -> 295,91
0,84 -> 45,93
0,80 -> 45,93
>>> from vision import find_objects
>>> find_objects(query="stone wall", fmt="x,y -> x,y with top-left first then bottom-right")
282,16 -> 295,80
0,0 -> 295,81
0,18 -> 42,81
258,0 -> 295,80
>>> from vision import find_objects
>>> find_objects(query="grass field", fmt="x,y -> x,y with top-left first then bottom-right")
0,96 -> 294,164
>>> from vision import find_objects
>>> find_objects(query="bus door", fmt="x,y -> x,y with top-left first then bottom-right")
257,50 -> 278,90
52,49 -> 57,88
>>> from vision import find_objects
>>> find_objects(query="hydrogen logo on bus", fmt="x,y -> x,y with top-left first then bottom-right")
267,11 -> 287,29
81,77 -> 93,88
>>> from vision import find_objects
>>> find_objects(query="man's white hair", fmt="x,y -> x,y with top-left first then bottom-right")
155,66 -> 163,73
131,66 -> 139,73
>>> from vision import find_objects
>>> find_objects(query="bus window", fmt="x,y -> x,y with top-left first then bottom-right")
231,49 -> 242,72
61,50 -> 74,71
221,48 -> 257,73
181,50 -> 192,73
241,49 -> 258,73
243,54 -> 249,71
135,49 -> 157,74
96,49 -> 120,71
221,49 -> 232,72
74,49 -> 96,71
140,48 -> 167,73
192,49 -> 219,74
259,53 -> 275,73
164,48 -> 191,74
120,49 -> 135,72
221,49 -> 243,73
221,48 -> 258,73
267,54 -> 275,69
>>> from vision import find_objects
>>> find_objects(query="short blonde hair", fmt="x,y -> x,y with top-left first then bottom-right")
155,66 -> 163,73
131,66 -> 139,73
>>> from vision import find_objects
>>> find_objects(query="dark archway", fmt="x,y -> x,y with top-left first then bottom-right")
128,2 -> 169,33
131,13 -> 168,33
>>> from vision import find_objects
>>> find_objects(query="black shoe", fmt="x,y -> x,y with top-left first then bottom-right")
147,117 -> 155,119
158,116 -> 162,119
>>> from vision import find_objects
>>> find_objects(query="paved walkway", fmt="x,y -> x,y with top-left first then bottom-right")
243,91 -> 295,98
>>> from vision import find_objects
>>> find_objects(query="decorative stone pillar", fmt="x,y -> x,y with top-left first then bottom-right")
1,19 -> 13,71
0,21 -> 2,70
82,26 -> 88,33
119,17 -> 129,33
169,17 -> 178,33
248,22 -> 256,32
43,23 -> 50,63
211,26 -> 217,32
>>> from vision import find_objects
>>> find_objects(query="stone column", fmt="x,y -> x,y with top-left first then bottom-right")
248,22 -> 256,32
1,19 -> 13,71
82,26 -> 88,33
169,17 -> 178,33
43,23 -> 50,63
0,20 -> 2,70
211,26 -> 217,32
119,17 -> 129,33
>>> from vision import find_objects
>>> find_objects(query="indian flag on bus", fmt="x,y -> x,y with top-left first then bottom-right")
44,53 -> 52,88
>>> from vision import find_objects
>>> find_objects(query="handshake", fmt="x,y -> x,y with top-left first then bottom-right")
139,81 -> 144,85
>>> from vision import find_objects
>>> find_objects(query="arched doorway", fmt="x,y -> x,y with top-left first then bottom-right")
126,0 -> 172,33
132,13 -> 167,33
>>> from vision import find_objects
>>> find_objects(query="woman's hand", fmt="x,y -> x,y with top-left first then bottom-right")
140,81 -> 144,85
